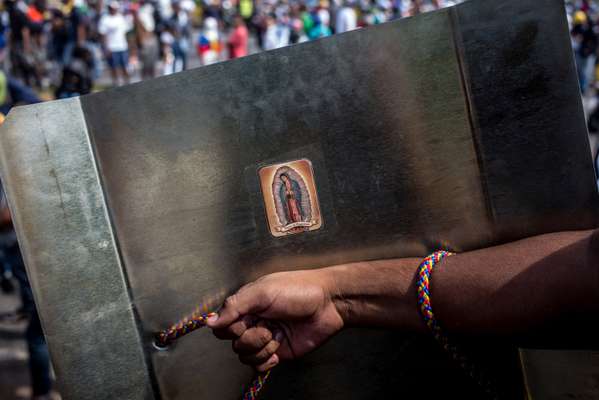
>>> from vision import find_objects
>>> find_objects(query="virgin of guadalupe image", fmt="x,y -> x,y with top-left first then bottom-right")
271,166 -> 317,234
280,174 -> 303,224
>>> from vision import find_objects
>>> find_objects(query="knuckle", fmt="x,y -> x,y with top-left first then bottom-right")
234,327 -> 273,353
233,334 -> 254,353
255,340 -> 278,361
265,339 -> 279,354
229,321 -> 247,337
252,350 -> 268,363
224,294 -> 238,309
258,330 -> 272,346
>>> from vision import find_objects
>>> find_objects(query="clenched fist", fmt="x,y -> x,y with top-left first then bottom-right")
206,269 -> 344,372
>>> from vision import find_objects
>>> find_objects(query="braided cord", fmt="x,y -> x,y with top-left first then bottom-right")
416,250 -> 498,399
242,369 -> 271,400
155,312 -> 217,348
416,251 -> 455,348
156,311 -> 271,399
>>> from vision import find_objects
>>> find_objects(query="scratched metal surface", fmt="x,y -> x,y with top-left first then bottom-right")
0,99 -> 155,400
79,0 -> 598,399
0,0 -> 597,399
85,6 -> 492,400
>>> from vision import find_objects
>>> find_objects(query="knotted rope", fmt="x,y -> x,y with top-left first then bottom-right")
156,312 -> 271,399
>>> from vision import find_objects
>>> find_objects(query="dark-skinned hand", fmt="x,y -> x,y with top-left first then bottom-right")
207,270 -> 343,372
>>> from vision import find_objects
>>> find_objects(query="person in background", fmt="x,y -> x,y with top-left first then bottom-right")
308,6 -> 331,39
55,45 -> 93,98
274,0 -> 290,21
299,3 -> 314,37
157,0 -> 173,23
0,9 -> 9,66
81,0 -> 105,81
180,0 -> 197,16
580,0 -> 594,13
203,0 -> 224,21
63,0 -> 89,66
251,5 -> 268,49
289,7 -> 308,44
363,1 -> 387,26
159,20 -> 175,74
262,13 -> 289,50
25,0 -> 48,87
135,0 -> 159,79
335,0 -> 356,33
168,0 -> 191,73
6,0 -> 36,86
197,16 -> 221,65
228,14 -> 248,59
49,9 -> 70,68
98,1 -> 132,86
572,10 -> 598,93
407,0 -> 421,15
239,0 -> 253,26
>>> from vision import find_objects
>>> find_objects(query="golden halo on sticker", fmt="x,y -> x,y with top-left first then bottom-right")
259,159 -> 323,237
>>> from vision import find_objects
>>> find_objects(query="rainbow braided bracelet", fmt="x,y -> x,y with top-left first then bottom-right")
156,312 -> 271,399
417,250 -> 497,399
416,250 -> 455,349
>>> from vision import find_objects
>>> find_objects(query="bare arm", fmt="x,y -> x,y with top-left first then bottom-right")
330,230 -> 599,339
208,229 -> 599,371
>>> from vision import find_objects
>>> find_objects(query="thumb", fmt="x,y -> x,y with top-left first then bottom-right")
207,282 -> 271,329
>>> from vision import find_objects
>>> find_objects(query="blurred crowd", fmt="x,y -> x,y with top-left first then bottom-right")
568,1 -> 599,137
0,0 -> 463,100
569,0 -> 599,94
0,0 -> 594,106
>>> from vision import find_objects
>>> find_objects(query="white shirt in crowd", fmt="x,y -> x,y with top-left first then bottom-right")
336,6 -> 357,33
180,0 -> 196,13
158,0 -> 173,19
138,4 -> 156,33
98,13 -> 132,52
263,23 -> 290,50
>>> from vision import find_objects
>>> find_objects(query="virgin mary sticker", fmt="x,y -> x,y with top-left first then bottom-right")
259,159 -> 323,237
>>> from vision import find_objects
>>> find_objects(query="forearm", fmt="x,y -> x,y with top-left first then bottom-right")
322,230 -> 599,342
209,229 -> 599,367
